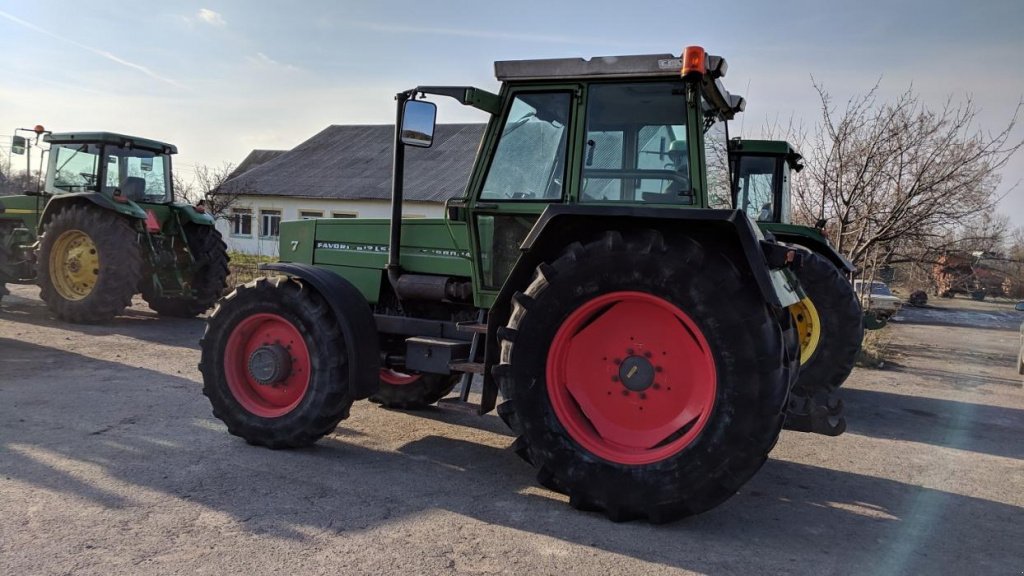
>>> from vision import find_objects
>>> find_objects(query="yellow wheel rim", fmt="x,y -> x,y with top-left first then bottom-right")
790,296 -> 822,364
49,229 -> 100,301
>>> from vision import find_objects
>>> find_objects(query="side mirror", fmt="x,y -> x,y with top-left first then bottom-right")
11,135 -> 26,155
23,189 -> 42,197
1015,302 -> 1024,312
401,100 -> 436,148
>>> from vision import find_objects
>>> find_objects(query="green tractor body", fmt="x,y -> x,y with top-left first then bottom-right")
201,47 -> 844,523
0,131 -> 228,322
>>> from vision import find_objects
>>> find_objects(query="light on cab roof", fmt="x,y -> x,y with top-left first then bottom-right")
681,46 -> 706,77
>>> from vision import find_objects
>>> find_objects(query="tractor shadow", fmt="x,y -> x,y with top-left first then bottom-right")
1,339 -> 1020,574
0,291 -> 205,348
841,388 -> 1024,460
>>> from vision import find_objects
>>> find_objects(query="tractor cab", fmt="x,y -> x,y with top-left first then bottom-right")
43,132 -> 177,205
728,138 -> 803,224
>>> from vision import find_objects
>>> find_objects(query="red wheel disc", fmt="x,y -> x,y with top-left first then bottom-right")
379,369 -> 422,386
223,313 -> 311,418
546,291 -> 717,465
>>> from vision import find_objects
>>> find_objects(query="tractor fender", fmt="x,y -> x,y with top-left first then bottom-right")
478,204 -> 801,415
261,262 -> 381,400
770,230 -> 856,275
38,192 -> 146,231
170,202 -> 216,226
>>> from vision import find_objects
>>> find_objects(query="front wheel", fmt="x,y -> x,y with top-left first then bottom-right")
789,249 -> 864,396
496,230 -> 794,522
199,277 -> 354,448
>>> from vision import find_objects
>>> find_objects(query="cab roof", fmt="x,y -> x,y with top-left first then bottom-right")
44,132 -> 177,154
494,53 -> 687,81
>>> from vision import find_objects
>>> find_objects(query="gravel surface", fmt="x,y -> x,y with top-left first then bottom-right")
2,284 -> 1022,575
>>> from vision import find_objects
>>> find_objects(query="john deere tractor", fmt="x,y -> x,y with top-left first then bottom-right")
729,139 -> 862,423
200,47 -> 839,523
0,130 -> 229,323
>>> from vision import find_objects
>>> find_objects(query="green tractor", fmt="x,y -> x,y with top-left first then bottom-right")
0,130 -> 229,323
729,139 -> 863,416
200,47 -> 838,522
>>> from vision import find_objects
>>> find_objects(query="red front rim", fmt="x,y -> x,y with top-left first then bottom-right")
223,313 -> 311,418
545,291 -> 717,465
379,368 -> 422,386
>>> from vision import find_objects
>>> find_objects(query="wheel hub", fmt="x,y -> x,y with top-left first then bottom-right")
248,344 -> 292,386
618,355 -> 655,391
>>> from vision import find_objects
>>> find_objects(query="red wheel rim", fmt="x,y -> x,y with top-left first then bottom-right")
223,313 -> 311,418
380,369 -> 422,386
546,291 -> 717,465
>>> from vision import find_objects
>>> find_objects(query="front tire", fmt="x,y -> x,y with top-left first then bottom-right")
199,277 -> 354,448
789,249 -> 864,396
143,223 -> 230,317
37,204 -> 142,323
495,230 -> 793,522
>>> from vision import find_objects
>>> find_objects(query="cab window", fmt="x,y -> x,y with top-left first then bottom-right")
734,155 -> 777,221
480,92 -> 571,201
581,81 -> 691,204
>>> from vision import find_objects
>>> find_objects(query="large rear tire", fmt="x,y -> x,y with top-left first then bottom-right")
789,249 -> 863,396
143,224 -> 230,318
199,276 -> 354,448
495,230 -> 794,522
371,370 -> 459,409
37,204 -> 142,323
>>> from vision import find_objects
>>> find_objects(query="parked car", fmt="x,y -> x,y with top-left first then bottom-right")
853,280 -> 903,320
1016,302 -> 1024,376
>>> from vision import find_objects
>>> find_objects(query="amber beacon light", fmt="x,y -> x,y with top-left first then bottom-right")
681,45 -> 706,76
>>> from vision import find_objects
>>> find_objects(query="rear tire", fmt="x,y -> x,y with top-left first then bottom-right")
199,276 -> 353,448
790,249 -> 864,396
371,371 -> 459,409
37,204 -> 142,323
143,224 -> 229,317
495,230 -> 793,522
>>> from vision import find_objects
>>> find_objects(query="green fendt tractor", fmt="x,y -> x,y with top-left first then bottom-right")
729,139 -> 863,417
0,130 -> 229,323
200,47 -> 839,522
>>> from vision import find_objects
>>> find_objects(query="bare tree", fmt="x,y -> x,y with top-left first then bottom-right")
173,162 -> 244,219
788,82 -> 1023,270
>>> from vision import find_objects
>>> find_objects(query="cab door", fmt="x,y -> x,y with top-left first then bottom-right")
466,86 -> 580,308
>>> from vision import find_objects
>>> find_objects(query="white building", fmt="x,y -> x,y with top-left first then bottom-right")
218,124 -> 484,256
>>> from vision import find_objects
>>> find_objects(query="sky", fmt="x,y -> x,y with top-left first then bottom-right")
1,0 -> 1022,225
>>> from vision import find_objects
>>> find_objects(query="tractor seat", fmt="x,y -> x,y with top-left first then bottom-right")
121,176 -> 147,201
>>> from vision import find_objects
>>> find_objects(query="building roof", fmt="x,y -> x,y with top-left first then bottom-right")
223,123 -> 485,202
229,149 -> 287,179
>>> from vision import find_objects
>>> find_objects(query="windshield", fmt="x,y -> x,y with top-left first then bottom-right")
104,146 -> 172,203
47,144 -> 102,193
733,155 -> 778,221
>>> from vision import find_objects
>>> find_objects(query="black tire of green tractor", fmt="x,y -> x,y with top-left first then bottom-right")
370,374 -> 460,409
37,204 -> 142,323
791,248 -> 864,397
199,276 -> 354,448
143,224 -> 230,317
495,230 -> 795,523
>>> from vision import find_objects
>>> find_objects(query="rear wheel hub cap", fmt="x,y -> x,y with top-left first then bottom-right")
248,344 -> 292,386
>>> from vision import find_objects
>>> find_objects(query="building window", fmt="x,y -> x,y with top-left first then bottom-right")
299,210 -> 324,220
230,209 -> 252,236
260,209 -> 281,238
331,211 -> 357,218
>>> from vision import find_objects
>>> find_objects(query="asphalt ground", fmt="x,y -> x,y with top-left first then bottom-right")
1,284 -> 1022,575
